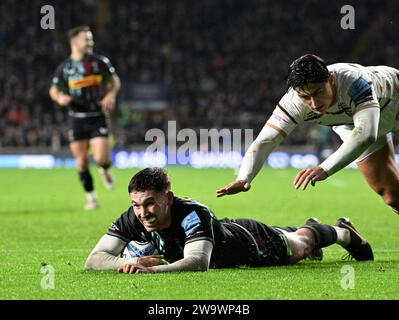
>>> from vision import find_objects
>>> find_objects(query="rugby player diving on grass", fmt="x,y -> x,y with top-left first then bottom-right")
85,168 -> 373,274
217,54 -> 399,215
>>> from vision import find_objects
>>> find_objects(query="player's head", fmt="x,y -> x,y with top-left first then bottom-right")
287,54 -> 336,115
128,168 -> 173,232
68,26 -> 94,55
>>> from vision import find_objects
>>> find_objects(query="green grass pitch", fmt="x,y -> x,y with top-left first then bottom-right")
1,167 -> 398,300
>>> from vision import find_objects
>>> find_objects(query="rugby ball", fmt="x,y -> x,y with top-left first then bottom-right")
121,240 -> 160,258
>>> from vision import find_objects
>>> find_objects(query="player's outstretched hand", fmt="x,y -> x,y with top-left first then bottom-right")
216,180 -> 251,198
118,263 -> 156,274
137,255 -> 168,267
294,167 -> 328,191
100,93 -> 116,112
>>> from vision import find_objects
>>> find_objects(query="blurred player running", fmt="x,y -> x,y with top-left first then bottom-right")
217,54 -> 399,215
50,26 -> 121,210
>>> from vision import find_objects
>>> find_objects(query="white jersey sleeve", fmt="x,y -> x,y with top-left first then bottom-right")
84,234 -> 137,270
267,89 -> 305,136
236,90 -> 305,183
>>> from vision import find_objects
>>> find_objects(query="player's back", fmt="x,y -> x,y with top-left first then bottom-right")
328,62 -> 399,100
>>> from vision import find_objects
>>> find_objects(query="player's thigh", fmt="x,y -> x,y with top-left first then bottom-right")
90,137 -> 111,164
357,142 -> 399,195
69,140 -> 90,169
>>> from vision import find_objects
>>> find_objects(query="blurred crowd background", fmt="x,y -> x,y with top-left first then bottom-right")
0,0 -> 397,154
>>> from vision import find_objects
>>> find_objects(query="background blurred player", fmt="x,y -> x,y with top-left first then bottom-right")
49,26 -> 121,210
217,54 -> 399,215
84,167 -> 373,273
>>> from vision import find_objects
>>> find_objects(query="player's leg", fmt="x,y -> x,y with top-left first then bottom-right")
274,218 -> 323,260
286,219 -> 373,264
356,139 -> 399,214
70,139 -> 98,210
90,136 -> 115,190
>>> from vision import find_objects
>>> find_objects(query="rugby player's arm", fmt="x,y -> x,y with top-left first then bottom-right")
319,104 -> 380,176
49,85 -> 71,106
236,122 -> 288,183
151,239 -> 213,273
84,234 -> 137,270
105,74 -> 121,97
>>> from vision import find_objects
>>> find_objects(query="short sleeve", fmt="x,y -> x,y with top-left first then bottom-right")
181,208 -> 214,245
98,55 -> 116,83
51,63 -> 68,92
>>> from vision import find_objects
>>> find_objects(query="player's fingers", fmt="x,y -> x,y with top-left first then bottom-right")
301,175 -> 313,191
129,265 -> 137,274
293,169 -> 307,187
125,264 -> 132,273
294,171 -> 308,189
216,187 -> 227,197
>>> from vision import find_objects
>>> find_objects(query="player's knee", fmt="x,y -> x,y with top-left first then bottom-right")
288,235 -> 313,263
76,158 -> 89,171
96,159 -> 111,169
383,193 -> 399,213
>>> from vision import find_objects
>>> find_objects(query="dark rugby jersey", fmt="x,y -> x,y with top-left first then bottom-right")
51,54 -> 116,114
107,197 -> 258,268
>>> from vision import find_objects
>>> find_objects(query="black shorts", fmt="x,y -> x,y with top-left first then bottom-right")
68,115 -> 109,142
230,218 -> 291,266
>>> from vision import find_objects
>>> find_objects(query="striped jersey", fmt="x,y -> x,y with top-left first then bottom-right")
51,54 -> 116,114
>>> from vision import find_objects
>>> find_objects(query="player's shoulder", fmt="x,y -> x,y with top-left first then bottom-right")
173,196 -> 216,220
54,57 -> 72,70
112,206 -> 140,229
107,206 -> 144,241
91,53 -> 112,64
277,88 -> 308,117
328,62 -> 365,77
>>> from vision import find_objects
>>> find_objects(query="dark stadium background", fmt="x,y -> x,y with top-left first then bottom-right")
0,0 -> 397,165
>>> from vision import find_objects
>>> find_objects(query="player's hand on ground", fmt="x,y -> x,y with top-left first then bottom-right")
100,93 -> 116,112
294,167 -> 328,191
57,94 -> 72,107
137,255 -> 168,267
118,263 -> 156,274
216,180 -> 251,197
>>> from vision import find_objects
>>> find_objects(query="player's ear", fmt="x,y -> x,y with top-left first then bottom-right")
166,191 -> 174,205
328,73 -> 335,86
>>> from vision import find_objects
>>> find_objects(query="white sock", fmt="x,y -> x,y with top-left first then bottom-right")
333,226 -> 350,247
86,191 -> 97,201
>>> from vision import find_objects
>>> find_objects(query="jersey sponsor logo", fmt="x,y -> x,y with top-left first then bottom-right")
68,75 -> 103,89
67,68 -> 76,76
181,211 -> 203,237
109,223 -> 119,231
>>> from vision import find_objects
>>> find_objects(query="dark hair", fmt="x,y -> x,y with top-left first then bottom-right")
287,54 -> 329,90
128,168 -> 171,193
68,26 -> 91,40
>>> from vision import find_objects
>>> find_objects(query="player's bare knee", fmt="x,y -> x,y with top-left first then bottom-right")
288,235 -> 311,263
76,158 -> 89,171
96,158 -> 111,168
383,193 -> 399,213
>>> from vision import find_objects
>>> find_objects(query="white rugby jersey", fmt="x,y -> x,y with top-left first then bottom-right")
268,63 -> 399,137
